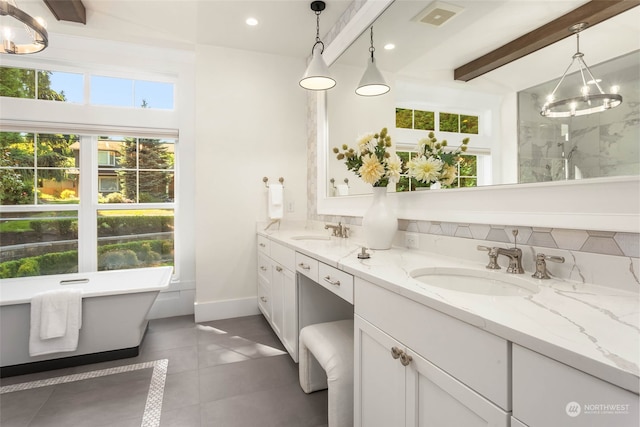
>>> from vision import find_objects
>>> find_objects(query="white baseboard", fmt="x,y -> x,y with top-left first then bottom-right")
194,297 -> 260,323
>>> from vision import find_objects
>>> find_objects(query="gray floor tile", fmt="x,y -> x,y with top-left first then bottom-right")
159,403 -> 201,427
1,314 -> 327,427
161,369 -> 200,412
197,344 -> 251,369
200,382 -> 328,427
199,354 -> 299,404
28,374 -> 151,427
0,386 -> 53,426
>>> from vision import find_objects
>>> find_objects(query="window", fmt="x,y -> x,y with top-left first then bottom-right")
394,147 -> 478,192
91,76 -> 174,109
397,108 -> 478,134
1,66 -> 174,109
439,112 -> 479,134
0,132 -> 177,278
0,67 -> 83,103
98,176 -> 119,192
396,108 -> 435,131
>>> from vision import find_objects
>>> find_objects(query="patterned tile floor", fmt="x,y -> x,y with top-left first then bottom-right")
0,315 -> 328,427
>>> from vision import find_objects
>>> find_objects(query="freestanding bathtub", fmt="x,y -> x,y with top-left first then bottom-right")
0,266 -> 172,377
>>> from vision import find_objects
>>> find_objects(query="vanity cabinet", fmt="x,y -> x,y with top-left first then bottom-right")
512,344 -> 639,427
355,277 -> 510,427
256,236 -> 298,361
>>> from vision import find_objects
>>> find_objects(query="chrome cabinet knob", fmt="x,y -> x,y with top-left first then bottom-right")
391,346 -> 402,359
400,352 -> 413,366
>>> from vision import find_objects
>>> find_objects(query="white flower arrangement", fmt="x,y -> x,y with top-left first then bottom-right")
333,127 -> 402,187
407,131 -> 469,187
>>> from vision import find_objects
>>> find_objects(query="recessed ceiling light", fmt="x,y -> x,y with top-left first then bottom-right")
384,43 -> 395,50
246,17 -> 258,26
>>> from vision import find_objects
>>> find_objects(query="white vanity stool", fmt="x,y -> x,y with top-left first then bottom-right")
299,319 -> 354,427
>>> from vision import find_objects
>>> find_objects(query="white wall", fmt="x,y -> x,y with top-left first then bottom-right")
194,45 -> 308,322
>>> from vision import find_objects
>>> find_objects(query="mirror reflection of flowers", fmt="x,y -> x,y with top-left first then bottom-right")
407,131 -> 469,187
333,127 -> 402,187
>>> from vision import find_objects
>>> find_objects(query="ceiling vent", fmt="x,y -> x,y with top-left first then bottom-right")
412,1 -> 464,27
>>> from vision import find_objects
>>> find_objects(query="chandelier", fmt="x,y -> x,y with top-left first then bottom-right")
0,0 -> 48,54
540,23 -> 622,118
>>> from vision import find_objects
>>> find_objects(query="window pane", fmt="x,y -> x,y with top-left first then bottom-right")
0,168 -> 35,205
139,171 -> 174,202
439,113 -> 459,132
0,67 -> 35,99
97,209 -> 174,271
36,134 -> 80,204
460,115 -> 479,134
395,108 -> 413,129
0,211 -> 78,278
138,140 -> 175,170
37,71 -> 83,103
97,137 -> 175,203
414,110 -> 435,131
91,76 -> 133,107
459,154 -> 477,176
135,80 -> 174,110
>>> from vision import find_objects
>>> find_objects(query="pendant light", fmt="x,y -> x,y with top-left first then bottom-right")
356,26 -> 389,96
300,1 -> 336,91
540,23 -> 622,118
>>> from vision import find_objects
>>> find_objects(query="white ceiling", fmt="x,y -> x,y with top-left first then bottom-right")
10,0 -> 640,92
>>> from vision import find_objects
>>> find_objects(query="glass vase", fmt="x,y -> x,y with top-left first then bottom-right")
362,186 -> 398,250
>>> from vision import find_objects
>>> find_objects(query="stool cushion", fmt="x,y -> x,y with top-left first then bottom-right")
299,319 -> 354,427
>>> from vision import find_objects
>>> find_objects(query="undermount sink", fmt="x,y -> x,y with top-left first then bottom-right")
290,235 -> 331,241
410,267 -> 539,296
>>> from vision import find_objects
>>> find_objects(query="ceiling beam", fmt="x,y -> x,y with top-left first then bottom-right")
454,0 -> 640,82
43,0 -> 86,24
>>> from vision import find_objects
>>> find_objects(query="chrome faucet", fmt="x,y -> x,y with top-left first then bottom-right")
496,247 -> 524,274
325,222 -> 349,238
496,229 -> 524,274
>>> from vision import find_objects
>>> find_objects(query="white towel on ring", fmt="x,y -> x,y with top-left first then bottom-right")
29,289 -> 83,357
268,184 -> 284,219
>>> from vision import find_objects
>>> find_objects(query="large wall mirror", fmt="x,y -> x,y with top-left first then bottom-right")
316,0 -> 639,232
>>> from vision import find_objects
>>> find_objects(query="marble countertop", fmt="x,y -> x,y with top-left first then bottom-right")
258,226 -> 640,394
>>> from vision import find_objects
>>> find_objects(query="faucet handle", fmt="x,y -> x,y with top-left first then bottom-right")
341,224 -> 350,238
532,253 -> 565,279
477,245 -> 500,270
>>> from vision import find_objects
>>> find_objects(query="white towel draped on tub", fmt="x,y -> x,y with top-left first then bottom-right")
29,289 -> 83,357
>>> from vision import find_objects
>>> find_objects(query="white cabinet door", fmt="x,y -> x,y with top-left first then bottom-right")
406,348 -> 509,427
271,262 -> 284,337
356,315 -> 509,427
281,267 -> 298,361
355,316 -> 406,427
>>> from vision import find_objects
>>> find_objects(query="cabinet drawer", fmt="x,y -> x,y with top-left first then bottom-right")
271,241 -> 295,271
318,262 -> 353,304
513,345 -> 639,427
355,277 -> 510,410
257,235 -> 270,255
295,252 -> 318,282
257,252 -> 270,282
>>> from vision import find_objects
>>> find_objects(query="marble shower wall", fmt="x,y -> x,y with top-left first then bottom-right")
518,51 -> 640,183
